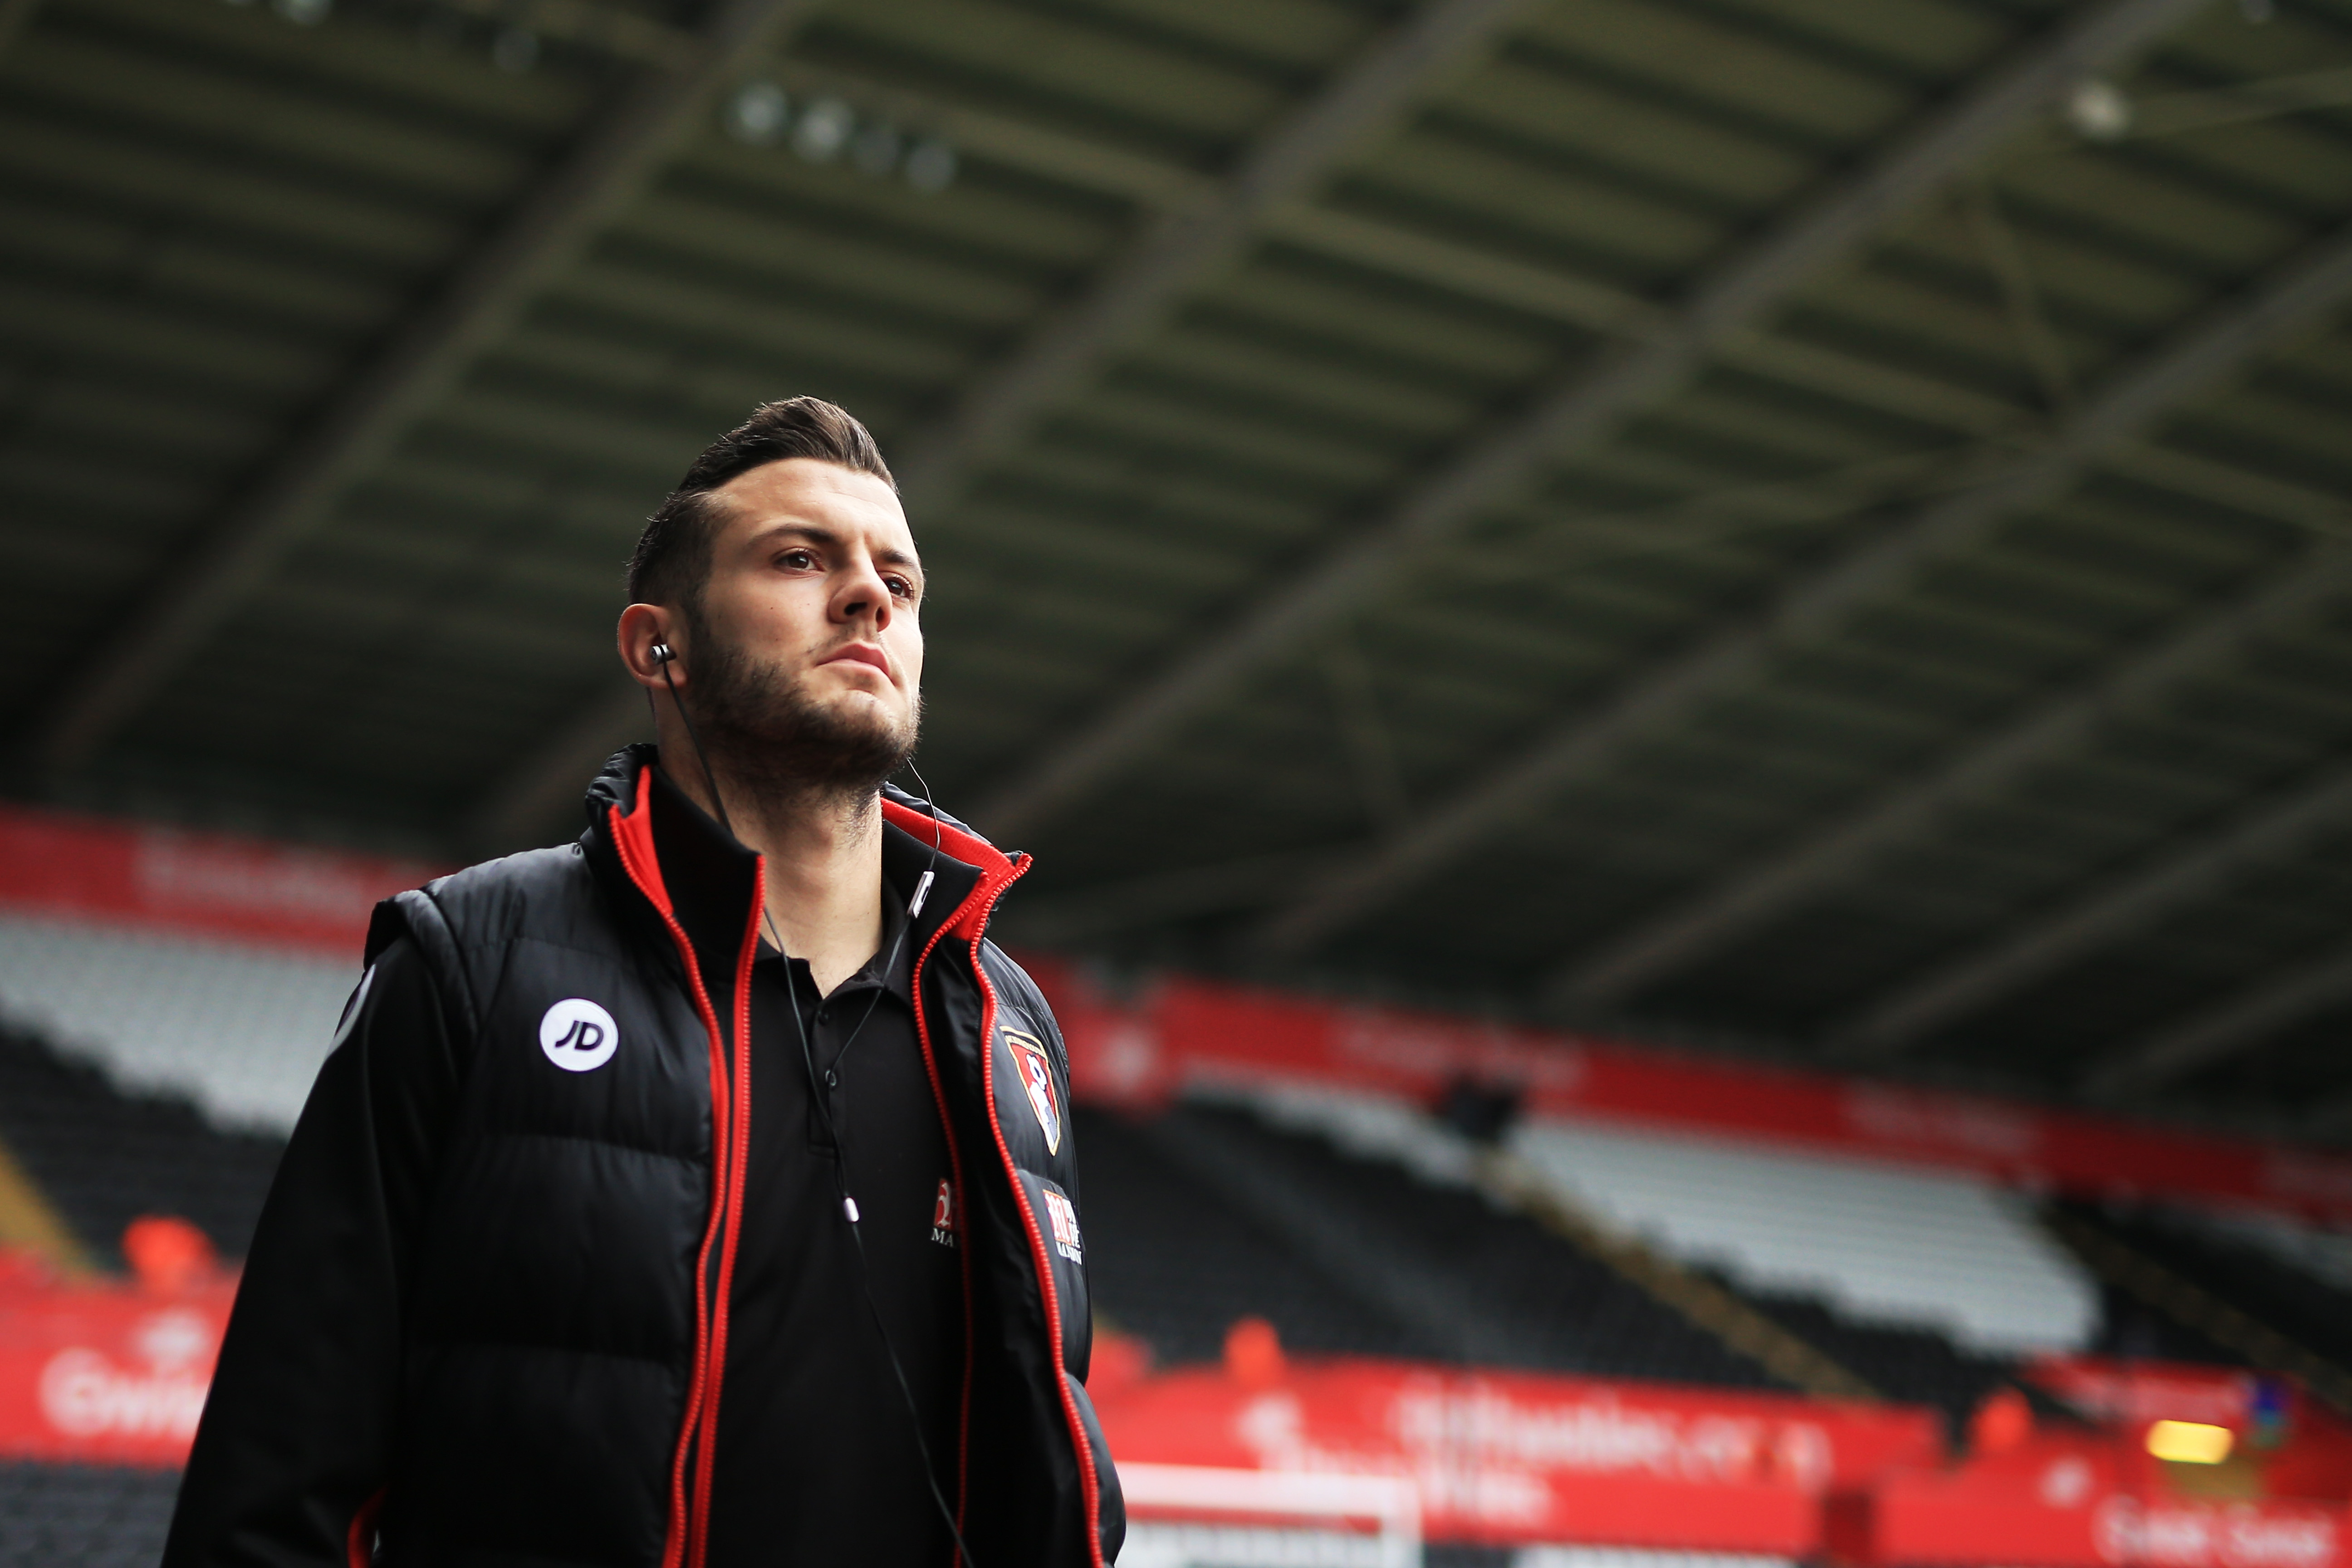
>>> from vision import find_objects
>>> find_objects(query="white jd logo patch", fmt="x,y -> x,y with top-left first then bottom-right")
540,998 -> 619,1073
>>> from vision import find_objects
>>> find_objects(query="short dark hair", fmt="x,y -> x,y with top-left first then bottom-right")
626,397 -> 895,610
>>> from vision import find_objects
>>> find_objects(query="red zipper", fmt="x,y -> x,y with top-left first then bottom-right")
606,776 -> 750,1568
904,863 -> 1006,1561
905,920 -> 973,1561
344,1485 -> 386,1568
888,811 -> 1107,1568
686,857 -> 763,1568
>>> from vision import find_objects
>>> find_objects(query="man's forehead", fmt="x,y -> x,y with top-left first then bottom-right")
715,457 -> 914,552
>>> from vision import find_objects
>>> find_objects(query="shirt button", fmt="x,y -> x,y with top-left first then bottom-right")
823,1069 -> 838,1089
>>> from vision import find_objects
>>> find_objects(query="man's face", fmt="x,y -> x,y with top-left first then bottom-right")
682,457 -> 924,790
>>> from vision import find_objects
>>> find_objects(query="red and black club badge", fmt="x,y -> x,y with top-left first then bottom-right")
1004,1028 -> 1062,1156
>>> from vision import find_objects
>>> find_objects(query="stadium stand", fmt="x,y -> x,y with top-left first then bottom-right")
0,1017 -> 282,1271
1230,1081 -> 2097,1360
1075,1102 -> 1424,1367
1197,1083 -> 2108,1411
1201,1102 -> 1788,1388
1504,1118 -> 2096,1359
2078,1277 -> 2248,1368
0,914 -> 353,1135
2199,1206 -> 2352,1297
1093,1101 -> 1784,1391
2051,1197 -> 2352,1391
1728,1281 -> 2049,1441
0,1462 -> 179,1568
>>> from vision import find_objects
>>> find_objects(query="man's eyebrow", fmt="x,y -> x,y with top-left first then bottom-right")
752,521 -> 923,574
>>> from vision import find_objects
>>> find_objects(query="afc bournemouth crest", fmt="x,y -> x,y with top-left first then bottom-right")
1004,1029 -> 1062,1155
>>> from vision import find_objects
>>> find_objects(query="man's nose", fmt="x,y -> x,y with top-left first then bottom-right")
836,561 -> 892,628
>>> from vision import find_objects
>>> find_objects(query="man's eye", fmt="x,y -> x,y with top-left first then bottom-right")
887,577 -> 916,599
778,549 -> 816,569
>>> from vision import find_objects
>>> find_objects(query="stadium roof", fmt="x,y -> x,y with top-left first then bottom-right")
7,0 -> 2352,1137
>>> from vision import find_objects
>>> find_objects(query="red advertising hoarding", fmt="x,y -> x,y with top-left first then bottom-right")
1092,1358 -> 1941,1552
1851,1435 -> 2351,1568
0,802 -> 435,956
0,1258 -> 233,1467
6,1250 -> 2347,1568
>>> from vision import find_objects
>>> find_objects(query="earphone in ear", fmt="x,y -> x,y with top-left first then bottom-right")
650,641 -> 675,665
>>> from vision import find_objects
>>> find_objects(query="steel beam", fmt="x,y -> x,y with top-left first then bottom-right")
2084,934 -> 2352,1101
34,0 -> 826,775
888,0 -> 1544,510
1835,759 -> 2352,1058
1551,539 -> 2352,1010
974,0 -> 2212,843
1256,209 -> 2352,958
466,2 -> 1538,842
471,441 -> 1987,846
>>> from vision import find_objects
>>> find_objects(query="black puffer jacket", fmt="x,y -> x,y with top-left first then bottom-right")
163,745 -> 1122,1568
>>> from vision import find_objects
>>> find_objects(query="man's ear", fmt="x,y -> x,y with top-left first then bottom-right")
617,604 -> 680,690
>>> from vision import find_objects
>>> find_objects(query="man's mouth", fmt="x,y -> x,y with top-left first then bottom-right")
821,643 -> 892,680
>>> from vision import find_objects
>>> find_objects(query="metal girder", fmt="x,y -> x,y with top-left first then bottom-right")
974,0 -> 2211,844
1550,540 -> 2352,1010
469,437 -> 1988,847
32,0 -> 826,776
1835,759 -> 2352,1059
2083,933 -> 2352,1101
1253,208 -> 2352,960
888,0 -> 1544,510
466,3 -> 1536,842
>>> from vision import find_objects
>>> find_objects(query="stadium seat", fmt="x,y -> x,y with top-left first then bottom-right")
2055,1198 -> 2352,1372
1079,1101 -> 1783,1390
0,914 -> 356,1136
0,1018 -> 283,1269
0,1461 -> 178,1568
1506,1117 -> 2095,1357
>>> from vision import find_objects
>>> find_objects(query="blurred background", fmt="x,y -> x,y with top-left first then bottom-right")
5,0 -> 2352,1560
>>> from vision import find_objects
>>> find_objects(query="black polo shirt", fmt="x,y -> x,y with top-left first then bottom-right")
649,770 -> 965,1566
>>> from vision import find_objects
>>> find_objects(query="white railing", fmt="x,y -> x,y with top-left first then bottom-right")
1114,1464 -> 1421,1568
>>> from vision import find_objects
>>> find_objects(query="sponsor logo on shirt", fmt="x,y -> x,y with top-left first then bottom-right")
1004,1028 -> 1061,1155
539,998 -> 619,1072
1039,1188 -> 1082,1264
931,1179 -> 957,1248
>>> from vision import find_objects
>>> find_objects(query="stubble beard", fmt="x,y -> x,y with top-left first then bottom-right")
682,611 -> 921,814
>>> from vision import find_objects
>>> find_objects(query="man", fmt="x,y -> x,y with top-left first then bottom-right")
163,399 -> 1123,1568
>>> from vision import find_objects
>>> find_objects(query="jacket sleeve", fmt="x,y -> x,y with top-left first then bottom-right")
162,934 -> 465,1568
991,950 -> 1128,1568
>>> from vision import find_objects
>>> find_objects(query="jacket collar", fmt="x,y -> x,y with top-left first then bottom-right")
583,745 -> 1021,968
